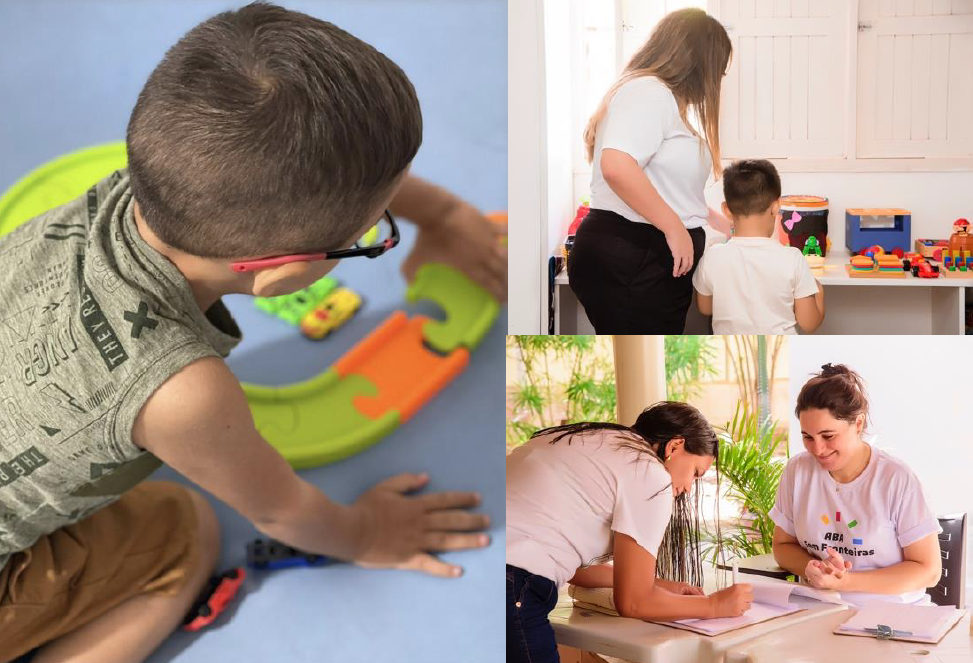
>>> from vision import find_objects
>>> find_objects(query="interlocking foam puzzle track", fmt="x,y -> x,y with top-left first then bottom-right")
243,261 -> 500,468
0,142 -> 504,468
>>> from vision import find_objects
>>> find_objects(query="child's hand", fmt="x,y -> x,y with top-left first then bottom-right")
401,201 -> 507,303
351,472 -> 490,577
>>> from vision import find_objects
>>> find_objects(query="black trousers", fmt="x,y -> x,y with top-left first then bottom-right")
567,209 -> 705,333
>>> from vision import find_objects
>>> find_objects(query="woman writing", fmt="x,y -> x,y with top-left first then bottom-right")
568,9 -> 733,333
506,401 -> 752,663
771,364 -> 942,605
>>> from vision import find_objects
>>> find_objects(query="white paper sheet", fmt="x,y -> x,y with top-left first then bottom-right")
671,601 -> 801,634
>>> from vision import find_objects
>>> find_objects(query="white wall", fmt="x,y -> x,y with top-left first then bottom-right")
703,171 -> 973,250
789,335 -> 973,599
508,0 -> 546,333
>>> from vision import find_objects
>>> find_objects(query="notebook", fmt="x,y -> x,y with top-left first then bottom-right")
834,603 -> 967,644
569,577 -> 844,637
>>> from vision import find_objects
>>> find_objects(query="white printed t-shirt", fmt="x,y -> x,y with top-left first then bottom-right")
590,76 -> 710,230
506,429 -> 674,588
692,237 -> 819,335
770,448 -> 941,606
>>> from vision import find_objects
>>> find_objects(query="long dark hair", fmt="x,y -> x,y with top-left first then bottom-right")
532,401 -> 720,587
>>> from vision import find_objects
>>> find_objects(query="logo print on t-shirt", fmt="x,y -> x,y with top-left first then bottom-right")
820,510 -> 864,546
123,301 -> 159,339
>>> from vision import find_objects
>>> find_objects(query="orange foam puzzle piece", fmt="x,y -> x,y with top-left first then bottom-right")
334,311 -> 469,421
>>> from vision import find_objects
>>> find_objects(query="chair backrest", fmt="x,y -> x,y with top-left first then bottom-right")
927,513 -> 967,608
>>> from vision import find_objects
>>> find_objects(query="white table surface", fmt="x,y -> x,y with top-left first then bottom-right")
814,249 -> 973,287
550,568 -> 848,663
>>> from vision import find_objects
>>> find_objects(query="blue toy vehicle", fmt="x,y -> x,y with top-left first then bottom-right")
246,538 -> 335,570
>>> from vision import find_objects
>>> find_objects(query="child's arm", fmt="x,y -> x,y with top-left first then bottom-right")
695,291 -> 713,316
390,175 -> 506,302
134,357 -> 488,577
794,280 -> 825,332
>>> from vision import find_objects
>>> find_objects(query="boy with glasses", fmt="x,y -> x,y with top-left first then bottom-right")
0,4 -> 501,662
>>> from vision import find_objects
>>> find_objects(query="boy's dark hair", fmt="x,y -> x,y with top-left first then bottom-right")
722,159 -> 781,217
126,2 -> 422,259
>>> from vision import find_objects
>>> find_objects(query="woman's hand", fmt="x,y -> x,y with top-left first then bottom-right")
804,549 -> 852,589
708,583 -> 754,618
665,225 -> 695,277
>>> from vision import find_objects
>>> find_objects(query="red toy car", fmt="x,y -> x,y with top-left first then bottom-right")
182,567 -> 245,632
903,254 -> 940,278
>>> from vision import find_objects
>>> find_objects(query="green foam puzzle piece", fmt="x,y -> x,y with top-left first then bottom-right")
0,142 -> 128,237
253,276 -> 339,325
243,369 -> 400,468
406,263 -> 499,353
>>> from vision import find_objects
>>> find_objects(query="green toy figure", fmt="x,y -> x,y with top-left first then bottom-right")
802,235 -> 822,257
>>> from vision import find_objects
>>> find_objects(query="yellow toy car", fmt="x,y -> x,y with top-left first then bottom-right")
299,287 -> 362,339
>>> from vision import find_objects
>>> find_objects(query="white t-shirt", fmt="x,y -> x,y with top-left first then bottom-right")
506,429 -> 674,588
770,448 -> 942,606
590,76 -> 710,230
692,237 -> 819,335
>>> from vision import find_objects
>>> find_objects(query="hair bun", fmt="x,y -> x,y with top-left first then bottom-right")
820,363 -> 846,378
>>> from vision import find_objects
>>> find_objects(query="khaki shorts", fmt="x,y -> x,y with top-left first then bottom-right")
0,481 -> 202,663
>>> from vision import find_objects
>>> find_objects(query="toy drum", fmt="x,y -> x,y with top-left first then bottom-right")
778,195 -> 830,257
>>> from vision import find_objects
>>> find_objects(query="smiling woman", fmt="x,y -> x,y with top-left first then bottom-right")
769,363 -> 943,606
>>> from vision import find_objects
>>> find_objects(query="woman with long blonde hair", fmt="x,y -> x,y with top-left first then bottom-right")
568,9 -> 732,332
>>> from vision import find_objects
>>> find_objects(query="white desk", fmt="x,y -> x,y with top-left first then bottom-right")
550,569 -> 847,663
553,250 -> 973,335
724,606 -> 973,663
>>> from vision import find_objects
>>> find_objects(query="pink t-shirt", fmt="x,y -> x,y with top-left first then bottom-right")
770,447 -> 941,606
506,429 -> 673,588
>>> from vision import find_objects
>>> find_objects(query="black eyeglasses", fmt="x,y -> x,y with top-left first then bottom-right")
231,210 -> 400,272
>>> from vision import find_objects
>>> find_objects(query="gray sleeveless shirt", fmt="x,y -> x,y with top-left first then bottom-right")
0,170 -> 241,571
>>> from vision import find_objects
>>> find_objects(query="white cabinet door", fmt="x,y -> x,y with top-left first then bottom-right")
857,0 -> 973,158
714,0 -> 852,159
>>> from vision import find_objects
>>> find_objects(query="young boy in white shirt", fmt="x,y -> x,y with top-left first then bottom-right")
692,159 -> 825,334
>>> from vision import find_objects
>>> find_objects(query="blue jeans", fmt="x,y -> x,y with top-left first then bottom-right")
507,564 -> 560,663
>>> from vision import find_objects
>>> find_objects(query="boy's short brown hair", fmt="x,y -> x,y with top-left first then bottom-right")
722,159 -> 781,217
126,2 -> 422,259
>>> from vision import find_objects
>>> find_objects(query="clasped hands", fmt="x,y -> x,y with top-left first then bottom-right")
804,547 -> 853,590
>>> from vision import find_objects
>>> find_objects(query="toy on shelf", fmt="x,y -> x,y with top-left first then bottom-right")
805,254 -> 825,275
182,568 -> 246,632
568,196 -> 590,236
845,253 -> 906,279
246,538 -> 334,570
802,236 -> 822,256
941,249 -> 973,277
845,208 -> 911,254
948,218 -> 972,256
299,287 -> 362,340
777,195 -> 829,256
902,253 -> 940,278
915,238 -> 948,261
